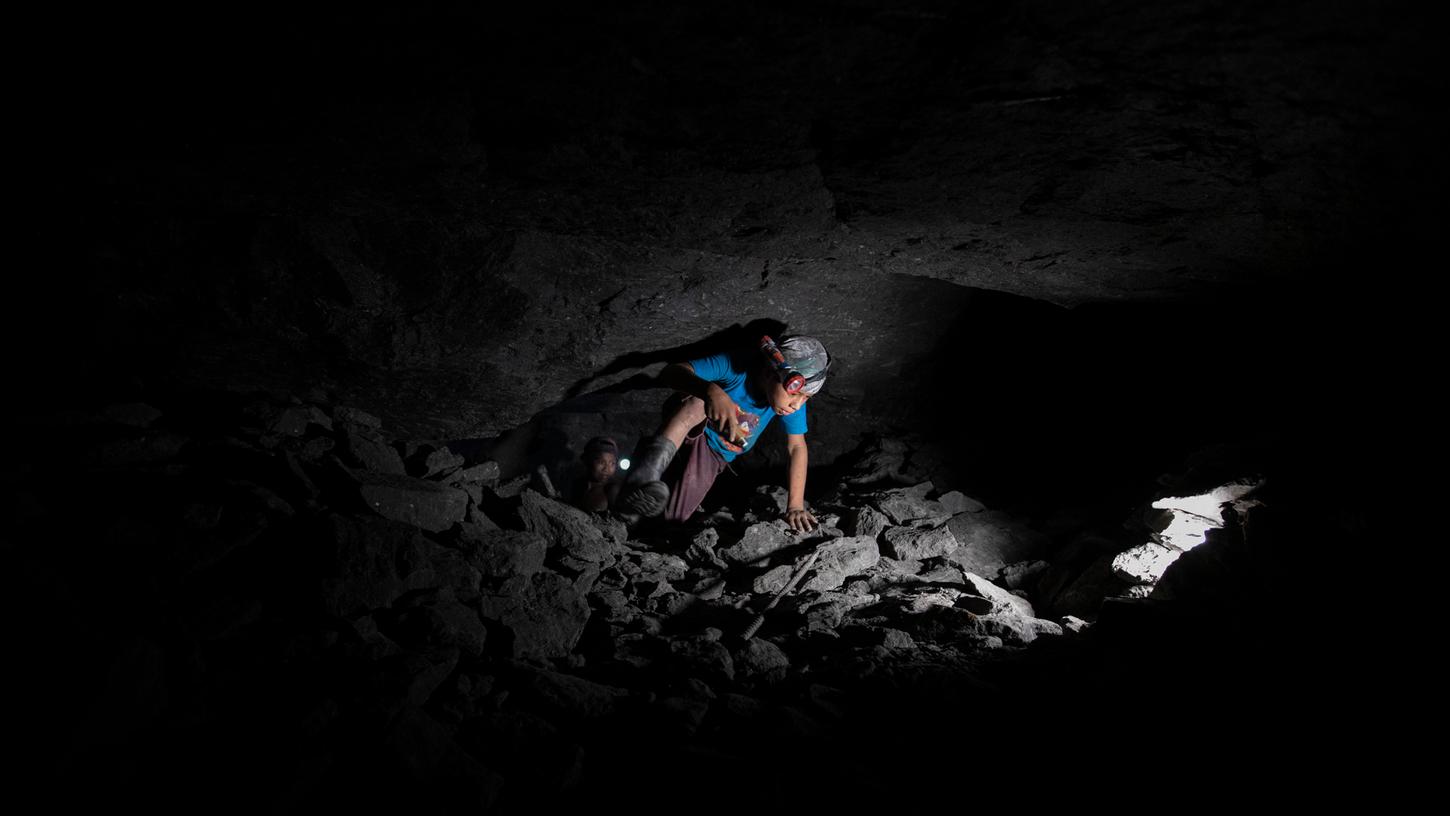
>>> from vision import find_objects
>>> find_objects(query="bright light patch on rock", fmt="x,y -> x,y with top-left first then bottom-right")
1150,479 -> 1261,552
1111,542 -> 1181,584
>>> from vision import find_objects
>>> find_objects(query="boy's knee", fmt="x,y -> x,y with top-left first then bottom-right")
664,395 -> 706,431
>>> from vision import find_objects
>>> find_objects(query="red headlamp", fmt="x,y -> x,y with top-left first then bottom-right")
760,335 -> 807,394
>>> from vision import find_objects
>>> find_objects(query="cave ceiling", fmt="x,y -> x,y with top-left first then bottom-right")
44,0 -> 1434,452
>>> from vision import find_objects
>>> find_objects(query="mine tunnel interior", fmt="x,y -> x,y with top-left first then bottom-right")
12,0 -> 1417,811
496,284 -> 1301,522
12,275 -> 1348,811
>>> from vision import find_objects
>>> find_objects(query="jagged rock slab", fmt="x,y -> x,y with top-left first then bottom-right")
1111,541 -> 1182,584
999,559 -> 1050,590
452,461 -> 501,487
735,638 -> 790,685
751,484 -> 789,515
802,591 -> 871,630
720,521 -> 792,565
457,526 -> 548,580
753,564 -> 794,595
936,490 -> 985,514
961,572 -> 1036,618
341,424 -> 406,474
389,592 -> 490,658
840,436 -> 915,486
513,667 -> 629,721
686,527 -> 727,569
881,522 -> 959,560
959,572 -> 1064,644
917,563 -> 966,585
630,551 -> 689,582
970,613 -> 1064,645
320,514 -> 480,617
668,630 -> 735,686
333,406 -> 382,428
359,473 -> 469,532
870,481 -> 947,525
842,505 -> 889,540
802,536 -> 881,592
618,552 -> 687,601
944,510 -> 1050,577
1045,554 -> 1133,619
1061,615 -> 1091,633
272,405 -> 332,436
480,571 -> 591,660
519,489 -> 618,564
1150,478 -> 1264,551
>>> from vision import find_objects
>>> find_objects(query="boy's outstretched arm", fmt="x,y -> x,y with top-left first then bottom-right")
785,433 -> 818,532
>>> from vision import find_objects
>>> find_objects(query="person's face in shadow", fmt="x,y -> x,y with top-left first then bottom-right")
587,451 -> 618,483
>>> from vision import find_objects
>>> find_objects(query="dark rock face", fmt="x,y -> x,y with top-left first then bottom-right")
33,0 -> 1422,483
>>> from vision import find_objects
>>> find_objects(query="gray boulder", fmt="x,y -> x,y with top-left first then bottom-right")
936,490 -> 985,514
881,522 -> 959,560
686,527 -> 728,569
359,473 -> 469,532
390,591 -> 490,658
842,505 -> 890,540
944,510 -> 1051,578
341,424 -> 406,474
720,521 -> 792,565
871,481 -> 946,525
802,536 -> 881,592
458,526 -> 548,580
513,667 -> 629,721
753,564 -> 794,595
999,559 -> 1050,590
1111,541 -> 1183,584
668,629 -> 735,686
735,638 -> 790,685
519,489 -> 618,564
479,571 -> 591,660
320,515 -> 479,617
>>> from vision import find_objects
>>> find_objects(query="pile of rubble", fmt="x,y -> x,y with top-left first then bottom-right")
19,387 -> 1262,812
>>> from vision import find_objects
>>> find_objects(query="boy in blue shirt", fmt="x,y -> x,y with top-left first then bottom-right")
617,334 -> 830,532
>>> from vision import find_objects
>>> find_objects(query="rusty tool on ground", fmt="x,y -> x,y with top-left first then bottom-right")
739,545 -> 822,641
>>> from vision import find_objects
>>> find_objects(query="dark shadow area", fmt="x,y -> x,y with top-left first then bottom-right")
900,279 -> 1348,526
478,319 -> 798,484
558,318 -> 788,401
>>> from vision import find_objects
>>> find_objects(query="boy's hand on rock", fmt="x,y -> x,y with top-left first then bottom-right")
785,507 -> 818,533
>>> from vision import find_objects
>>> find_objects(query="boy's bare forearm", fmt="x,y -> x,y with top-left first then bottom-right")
787,442 -> 809,509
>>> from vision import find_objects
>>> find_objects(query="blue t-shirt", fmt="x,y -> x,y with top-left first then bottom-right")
689,352 -> 808,462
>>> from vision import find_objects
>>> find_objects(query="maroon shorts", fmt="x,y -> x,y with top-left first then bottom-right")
662,420 -> 727,523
